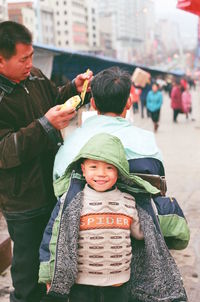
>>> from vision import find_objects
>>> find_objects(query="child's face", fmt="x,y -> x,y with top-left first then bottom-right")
152,84 -> 158,92
81,159 -> 118,192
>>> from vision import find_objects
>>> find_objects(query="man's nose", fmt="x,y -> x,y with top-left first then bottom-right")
26,57 -> 33,69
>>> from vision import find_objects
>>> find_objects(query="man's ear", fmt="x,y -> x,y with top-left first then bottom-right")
90,97 -> 97,111
0,55 -> 5,68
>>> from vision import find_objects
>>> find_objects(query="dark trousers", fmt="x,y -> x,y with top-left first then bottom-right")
140,100 -> 146,118
133,103 -> 139,113
68,283 -> 129,302
4,210 -> 51,302
150,109 -> 160,123
173,109 -> 182,122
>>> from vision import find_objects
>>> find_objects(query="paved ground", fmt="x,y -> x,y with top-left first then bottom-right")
0,87 -> 200,301
134,88 -> 200,301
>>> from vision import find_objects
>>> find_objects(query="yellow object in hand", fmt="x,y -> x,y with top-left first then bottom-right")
81,69 -> 90,103
61,69 -> 90,111
60,95 -> 81,110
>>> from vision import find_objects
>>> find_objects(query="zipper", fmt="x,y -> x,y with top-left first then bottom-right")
22,84 -> 29,94
0,91 -> 5,103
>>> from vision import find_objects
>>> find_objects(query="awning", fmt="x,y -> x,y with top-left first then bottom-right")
177,0 -> 200,16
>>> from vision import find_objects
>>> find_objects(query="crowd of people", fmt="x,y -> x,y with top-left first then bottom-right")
0,21 -> 191,302
129,74 -> 194,132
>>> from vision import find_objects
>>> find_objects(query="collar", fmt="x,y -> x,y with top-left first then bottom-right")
88,184 -> 116,192
0,73 -> 35,94
0,74 -> 17,94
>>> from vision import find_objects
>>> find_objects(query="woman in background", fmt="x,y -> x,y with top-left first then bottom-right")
146,83 -> 163,132
170,79 -> 182,123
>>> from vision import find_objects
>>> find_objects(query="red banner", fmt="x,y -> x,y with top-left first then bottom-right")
198,17 -> 200,41
177,0 -> 200,16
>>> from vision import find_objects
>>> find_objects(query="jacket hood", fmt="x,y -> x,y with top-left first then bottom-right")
53,133 -> 160,197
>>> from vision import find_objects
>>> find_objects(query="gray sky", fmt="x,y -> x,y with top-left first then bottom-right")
154,0 -> 198,41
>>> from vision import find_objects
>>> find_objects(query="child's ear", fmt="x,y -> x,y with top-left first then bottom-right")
125,97 -> 132,110
81,163 -> 85,176
90,97 -> 97,110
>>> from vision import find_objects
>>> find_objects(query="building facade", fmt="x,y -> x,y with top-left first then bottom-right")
0,0 -> 7,22
7,0 -> 99,51
97,0 -> 155,63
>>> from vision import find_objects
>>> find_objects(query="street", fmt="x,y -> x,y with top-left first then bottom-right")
0,87 -> 200,301
134,87 -> 200,301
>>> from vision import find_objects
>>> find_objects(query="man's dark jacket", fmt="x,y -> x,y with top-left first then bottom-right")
0,67 -> 76,212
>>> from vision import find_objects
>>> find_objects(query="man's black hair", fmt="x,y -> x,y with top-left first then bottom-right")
91,67 -> 131,115
0,21 -> 32,59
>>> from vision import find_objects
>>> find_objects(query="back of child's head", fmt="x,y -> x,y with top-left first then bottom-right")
91,67 -> 131,114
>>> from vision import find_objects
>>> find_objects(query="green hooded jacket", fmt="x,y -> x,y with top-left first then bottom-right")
53,132 -> 160,197
39,133 -> 187,301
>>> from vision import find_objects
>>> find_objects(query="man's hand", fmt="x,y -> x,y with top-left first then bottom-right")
45,105 -> 76,130
74,70 -> 93,93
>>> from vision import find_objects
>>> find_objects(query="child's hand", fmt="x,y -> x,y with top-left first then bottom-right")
46,283 -> 51,293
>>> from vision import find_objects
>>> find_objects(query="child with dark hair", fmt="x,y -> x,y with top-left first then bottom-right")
90,66 -> 132,115
39,133 -> 187,302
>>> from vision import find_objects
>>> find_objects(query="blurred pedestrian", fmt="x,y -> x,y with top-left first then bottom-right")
130,83 -> 141,113
182,87 -> 192,119
165,78 -> 172,97
180,76 -> 188,92
170,79 -> 182,123
140,80 -> 151,118
146,83 -> 163,132
188,77 -> 196,90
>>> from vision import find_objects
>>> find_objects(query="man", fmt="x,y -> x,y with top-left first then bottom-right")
53,67 -> 165,186
0,21 -> 92,302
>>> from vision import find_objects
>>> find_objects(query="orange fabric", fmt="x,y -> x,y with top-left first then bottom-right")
80,213 -> 133,231
112,283 -> 123,287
